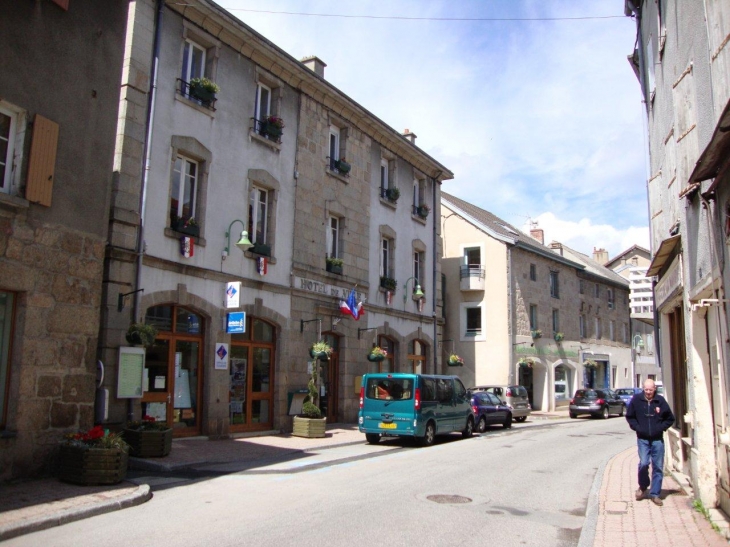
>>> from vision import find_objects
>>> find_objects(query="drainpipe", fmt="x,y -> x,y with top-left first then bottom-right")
133,0 -> 164,321
432,172 -> 442,374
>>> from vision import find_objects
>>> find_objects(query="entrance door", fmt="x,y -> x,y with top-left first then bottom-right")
142,305 -> 204,436
320,333 -> 339,423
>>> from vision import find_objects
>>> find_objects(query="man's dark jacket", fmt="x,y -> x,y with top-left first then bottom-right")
626,392 -> 675,440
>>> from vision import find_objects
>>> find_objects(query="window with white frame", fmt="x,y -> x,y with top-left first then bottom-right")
580,314 -> 586,338
412,178 -> 426,216
255,83 -> 271,133
178,26 -> 220,108
380,159 -> 389,196
0,105 -> 18,194
414,251 -> 423,285
181,38 -> 205,85
381,237 -> 393,278
610,320 -> 615,341
647,333 -> 654,354
465,306 -> 482,337
248,186 -> 269,245
529,304 -> 538,331
327,215 -> 340,259
328,126 -> 340,170
607,288 -> 614,309
170,155 -> 198,228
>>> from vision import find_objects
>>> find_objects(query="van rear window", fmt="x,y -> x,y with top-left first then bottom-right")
365,378 -> 414,401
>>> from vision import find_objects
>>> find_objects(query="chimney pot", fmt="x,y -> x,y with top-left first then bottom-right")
530,228 -> 544,245
402,129 -> 417,144
301,55 -> 327,78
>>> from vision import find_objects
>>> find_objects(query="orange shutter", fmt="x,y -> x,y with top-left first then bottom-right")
25,114 -> 59,207
51,0 -> 70,10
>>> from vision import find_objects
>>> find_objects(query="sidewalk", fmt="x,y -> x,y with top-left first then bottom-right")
1,416 -> 728,544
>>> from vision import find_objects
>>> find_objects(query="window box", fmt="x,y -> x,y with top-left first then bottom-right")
326,257 -> 343,275
335,159 -> 351,175
417,204 -> 430,219
262,116 -> 284,142
380,276 -> 397,291
172,218 -> 200,238
188,77 -> 219,105
385,187 -> 400,202
249,242 -> 271,257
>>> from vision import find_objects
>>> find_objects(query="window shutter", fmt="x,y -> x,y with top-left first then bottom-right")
25,114 -> 59,207
51,0 -> 70,10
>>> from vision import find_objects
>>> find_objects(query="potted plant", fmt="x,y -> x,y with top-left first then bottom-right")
367,346 -> 388,362
57,426 -> 129,485
447,354 -> 465,366
583,359 -> 598,369
531,329 -> 542,339
123,416 -> 173,458
326,256 -> 343,275
125,323 -> 157,348
385,187 -> 400,202
334,158 -> 351,175
417,204 -> 430,219
263,115 -> 284,140
172,215 -> 199,238
292,362 -> 327,438
380,276 -> 397,291
518,357 -> 534,368
188,76 -> 219,104
554,332 -> 564,342
309,340 -> 332,361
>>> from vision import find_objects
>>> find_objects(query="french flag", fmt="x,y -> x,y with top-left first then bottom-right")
340,288 -> 364,320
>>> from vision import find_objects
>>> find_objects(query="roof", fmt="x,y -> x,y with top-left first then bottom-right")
554,245 -> 630,288
604,244 -> 651,269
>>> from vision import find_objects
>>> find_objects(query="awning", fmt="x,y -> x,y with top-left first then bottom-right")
690,97 -> 730,192
646,235 -> 681,277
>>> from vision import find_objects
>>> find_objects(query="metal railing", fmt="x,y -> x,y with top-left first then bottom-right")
252,117 -> 283,144
460,265 -> 485,279
178,79 -> 216,110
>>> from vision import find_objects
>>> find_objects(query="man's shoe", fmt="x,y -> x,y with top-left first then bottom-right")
635,488 -> 646,500
650,496 -> 663,506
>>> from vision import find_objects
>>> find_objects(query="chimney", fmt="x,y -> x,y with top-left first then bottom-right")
530,228 -> 544,245
402,128 -> 417,145
593,247 -> 609,264
301,56 -> 326,78
549,241 -> 563,256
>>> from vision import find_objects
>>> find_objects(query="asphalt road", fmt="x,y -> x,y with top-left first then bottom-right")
5,417 -> 634,547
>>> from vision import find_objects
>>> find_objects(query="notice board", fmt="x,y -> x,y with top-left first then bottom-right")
117,346 -> 145,398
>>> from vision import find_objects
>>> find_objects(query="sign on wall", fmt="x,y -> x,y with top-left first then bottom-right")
226,312 -> 246,333
215,343 -> 229,370
117,346 -> 145,398
225,282 -> 241,309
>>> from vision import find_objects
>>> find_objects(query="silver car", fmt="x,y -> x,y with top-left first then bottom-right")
469,385 -> 531,422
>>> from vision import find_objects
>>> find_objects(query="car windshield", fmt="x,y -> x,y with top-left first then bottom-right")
365,378 -> 413,401
616,388 -> 635,396
574,390 -> 597,398
510,386 -> 528,397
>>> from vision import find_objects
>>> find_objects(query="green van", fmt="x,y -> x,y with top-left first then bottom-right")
358,373 -> 475,446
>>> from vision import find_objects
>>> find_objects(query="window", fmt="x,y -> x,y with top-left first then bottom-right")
465,306 -> 482,337
0,291 -> 15,429
623,323 -> 628,344
647,333 -> 654,354
579,315 -> 586,338
381,237 -> 393,278
380,159 -> 389,196
407,340 -> 426,374
414,251 -> 423,285
645,34 -> 655,101
594,317 -> 601,339
248,186 -> 269,245
328,126 -> 341,171
594,283 -> 600,298
0,104 -> 18,194
412,178 -> 425,215
170,155 -> 198,227
529,304 -> 538,331
327,216 -> 340,258
377,336 -> 396,373
579,279 -> 585,294
178,26 -> 220,108
607,289 -> 614,309
254,83 -> 271,133
181,39 -> 205,85
529,264 -> 536,281
552,309 -> 559,334
550,271 -> 559,298
610,320 -> 615,341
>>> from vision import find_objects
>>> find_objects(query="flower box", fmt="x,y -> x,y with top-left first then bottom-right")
417,205 -> 430,219
57,445 -> 128,485
309,349 -> 330,361
326,258 -> 343,275
531,329 -> 542,339
264,123 -> 283,140
249,242 -> 271,257
385,187 -> 400,202
380,276 -> 397,291
334,159 -> 351,175
172,219 -> 199,238
292,415 -> 327,438
123,428 -> 173,458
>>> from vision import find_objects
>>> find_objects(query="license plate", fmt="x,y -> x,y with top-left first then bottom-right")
379,422 -> 397,429
578,406 -> 590,409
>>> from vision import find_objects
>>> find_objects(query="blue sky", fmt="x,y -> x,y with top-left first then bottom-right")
220,0 -> 649,259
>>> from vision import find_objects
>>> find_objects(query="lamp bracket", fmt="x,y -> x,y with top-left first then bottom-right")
117,288 -> 144,313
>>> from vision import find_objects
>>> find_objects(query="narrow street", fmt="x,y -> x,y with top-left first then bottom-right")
5,419 -> 634,547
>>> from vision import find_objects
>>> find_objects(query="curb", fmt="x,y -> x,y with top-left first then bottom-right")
0,484 -> 152,542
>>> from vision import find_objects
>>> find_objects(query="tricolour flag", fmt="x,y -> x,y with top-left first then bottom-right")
339,288 -> 364,320
180,236 -> 194,258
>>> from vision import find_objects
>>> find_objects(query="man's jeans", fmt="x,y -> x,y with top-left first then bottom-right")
637,438 -> 665,497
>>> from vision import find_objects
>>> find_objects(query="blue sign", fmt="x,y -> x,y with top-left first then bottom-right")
226,312 -> 246,334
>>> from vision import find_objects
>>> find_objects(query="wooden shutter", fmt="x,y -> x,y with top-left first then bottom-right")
51,0 -> 70,10
25,115 -> 59,207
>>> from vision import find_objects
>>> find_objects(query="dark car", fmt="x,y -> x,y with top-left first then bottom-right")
469,385 -> 531,422
470,392 -> 512,432
615,387 -> 643,407
569,389 -> 625,419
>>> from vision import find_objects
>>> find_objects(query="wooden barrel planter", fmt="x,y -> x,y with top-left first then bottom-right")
57,445 -> 128,485
292,416 -> 327,438
123,428 -> 173,458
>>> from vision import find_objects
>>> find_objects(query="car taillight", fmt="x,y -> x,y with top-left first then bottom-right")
414,388 -> 421,410
595,399 -> 605,405
359,387 -> 364,409
570,399 -> 575,405
506,388 -> 512,397
472,405 -> 478,414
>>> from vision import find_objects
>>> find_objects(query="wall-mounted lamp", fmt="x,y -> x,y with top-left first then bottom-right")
403,277 -> 424,308
222,219 -> 252,259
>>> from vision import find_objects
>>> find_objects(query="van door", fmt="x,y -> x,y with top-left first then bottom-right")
436,377 -> 455,431
453,377 -> 471,431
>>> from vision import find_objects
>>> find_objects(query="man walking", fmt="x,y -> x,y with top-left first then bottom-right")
625,379 -> 675,506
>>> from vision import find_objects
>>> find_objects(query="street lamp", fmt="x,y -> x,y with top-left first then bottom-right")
633,334 -> 644,354
403,276 -> 424,309
222,219 -> 253,259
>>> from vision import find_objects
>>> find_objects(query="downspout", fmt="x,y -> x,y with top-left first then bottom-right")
508,245 -> 514,385
133,0 -> 164,321
432,172 -> 442,374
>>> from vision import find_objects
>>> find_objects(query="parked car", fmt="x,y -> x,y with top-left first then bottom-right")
615,387 -> 643,407
359,373 -> 474,446
470,391 -> 512,432
569,389 -> 625,419
655,381 -> 664,396
469,385 -> 531,422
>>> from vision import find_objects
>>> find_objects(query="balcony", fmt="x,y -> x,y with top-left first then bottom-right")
460,265 -> 485,291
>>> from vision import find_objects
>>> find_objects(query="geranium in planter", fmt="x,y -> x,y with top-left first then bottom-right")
125,323 -> 158,348
448,354 -> 465,366
188,77 -> 219,104
531,329 -> 542,339
309,340 -> 333,361
417,204 -> 430,219
334,158 -> 351,175
554,332 -> 564,342
57,426 -> 129,485
263,115 -> 284,140
172,216 -> 199,237
123,416 -> 172,458
367,346 -> 388,362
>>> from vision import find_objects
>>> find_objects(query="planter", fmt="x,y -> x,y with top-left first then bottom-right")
309,349 -> 330,361
249,243 -> 271,257
263,123 -> 283,140
172,219 -> 200,238
367,354 -> 385,362
380,277 -> 397,291
334,159 -> 351,175
292,415 -> 327,438
417,206 -> 430,219
189,85 -> 216,104
448,357 -> 464,366
57,445 -> 128,485
385,188 -> 400,202
326,262 -> 343,275
123,428 -> 173,458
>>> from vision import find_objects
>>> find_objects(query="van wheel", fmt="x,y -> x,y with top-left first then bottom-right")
477,416 -> 487,433
503,414 -> 512,429
365,433 -> 380,445
462,416 -> 474,438
420,422 -> 436,447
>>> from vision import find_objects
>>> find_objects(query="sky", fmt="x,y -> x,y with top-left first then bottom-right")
218,0 -> 650,259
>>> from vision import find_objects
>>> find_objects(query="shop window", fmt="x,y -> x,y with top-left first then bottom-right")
376,335 -> 396,373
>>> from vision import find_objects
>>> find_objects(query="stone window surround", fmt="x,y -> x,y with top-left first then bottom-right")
164,136 -> 212,246
0,100 -> 27,197
325,113 -> 350,183
326,199 -> 347,262
249,67 -> 285,152
244,168 -> 280,264
176,21 -> 221,116
379,224 -> 396,282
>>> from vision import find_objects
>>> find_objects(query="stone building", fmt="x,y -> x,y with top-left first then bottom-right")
624,0 -> 730,520
441,193 -> 630,411
0,0 -> 128,480
102,0 -> 453,438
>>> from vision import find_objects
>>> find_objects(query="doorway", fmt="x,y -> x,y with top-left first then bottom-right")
320,332 -> 339,423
